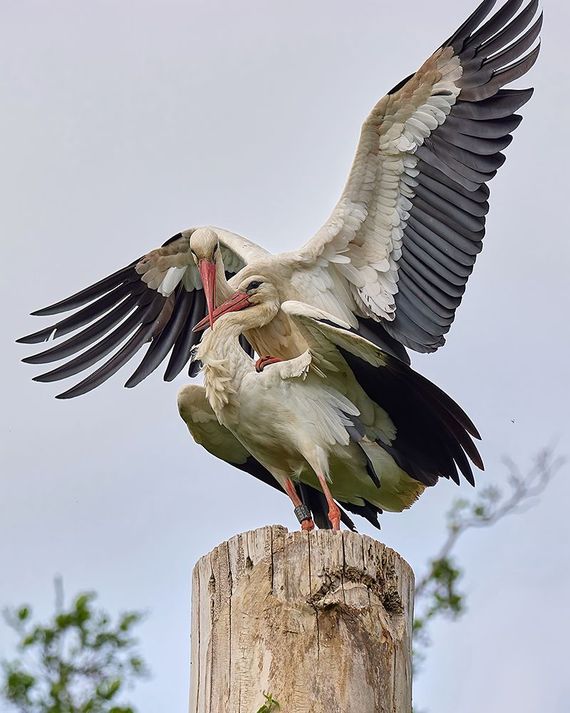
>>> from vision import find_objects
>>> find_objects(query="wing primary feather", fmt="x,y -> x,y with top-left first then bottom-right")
29,262 -> 140,316
164,289 -> 207,381
460,44 -> 540,101
442,112 -> 523,139
18,282 -> 136,345
435,124 -> 513,156
464,0 -> 524,50
482,13 -> 543,69
125,287 -> 195,388
391,365 -> 481,439
32,302 -> 154,383
444,0 -> 497,51
476,0 -> 540,56
22,291 -> 147,365
55,323 -> 159,398
452,87 -> 534,119
428,134 -> 506,174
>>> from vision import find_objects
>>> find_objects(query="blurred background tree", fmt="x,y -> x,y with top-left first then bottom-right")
1,579 -> 148,713
413,448 -> 563,670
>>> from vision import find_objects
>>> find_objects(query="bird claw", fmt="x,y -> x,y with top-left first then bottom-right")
255,355 -> 282,372
301,518 -> 315,532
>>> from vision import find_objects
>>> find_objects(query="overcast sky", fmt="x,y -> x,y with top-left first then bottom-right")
1,1 -> 568,711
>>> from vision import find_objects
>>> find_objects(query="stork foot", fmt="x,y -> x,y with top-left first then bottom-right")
328,504 -> 341,531
255,355 -> 283,372
301,518 -> 315,532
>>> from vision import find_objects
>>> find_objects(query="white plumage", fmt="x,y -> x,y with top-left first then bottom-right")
194,279 -> 430,528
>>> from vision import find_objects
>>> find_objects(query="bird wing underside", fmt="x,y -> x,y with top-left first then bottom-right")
295,0 -> 541,353
18,230 -> 255,397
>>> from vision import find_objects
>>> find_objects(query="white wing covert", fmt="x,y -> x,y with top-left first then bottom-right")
281,300 -> 483,486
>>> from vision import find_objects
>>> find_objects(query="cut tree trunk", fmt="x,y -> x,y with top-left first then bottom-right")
189,525 -> 414,713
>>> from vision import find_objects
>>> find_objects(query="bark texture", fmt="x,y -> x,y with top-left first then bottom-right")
189,525 -> 414,713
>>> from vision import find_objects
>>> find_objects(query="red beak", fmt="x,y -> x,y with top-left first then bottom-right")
193,290 -> 251,332
198,259 -> 217,329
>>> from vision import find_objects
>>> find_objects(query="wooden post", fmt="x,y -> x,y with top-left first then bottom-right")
189,525 -> 414,713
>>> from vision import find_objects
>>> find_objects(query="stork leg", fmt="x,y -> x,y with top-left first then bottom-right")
255,355 -> 283,372
316,473 -> 341,531
283,478 -> 314,532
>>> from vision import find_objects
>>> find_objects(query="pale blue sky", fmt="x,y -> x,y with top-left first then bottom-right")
1,1 -> 569,712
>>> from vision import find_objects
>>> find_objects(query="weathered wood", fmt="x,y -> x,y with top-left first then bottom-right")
189,525 -> 414,713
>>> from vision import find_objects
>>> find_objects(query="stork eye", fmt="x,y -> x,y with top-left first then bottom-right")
246,280 -> 263,291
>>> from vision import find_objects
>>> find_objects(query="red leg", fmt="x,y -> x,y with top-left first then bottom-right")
255,355 -> 283,372
316,473 -> 341,531
283,478 -> 315,532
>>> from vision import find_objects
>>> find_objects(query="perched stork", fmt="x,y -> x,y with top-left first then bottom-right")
177,384 -> 381,531
19,0 -> 541,399
189,276 -> 482,529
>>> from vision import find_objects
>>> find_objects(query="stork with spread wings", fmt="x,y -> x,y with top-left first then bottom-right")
19,0 -> 541,398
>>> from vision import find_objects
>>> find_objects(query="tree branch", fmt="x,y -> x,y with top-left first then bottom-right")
415,448 -> 563,600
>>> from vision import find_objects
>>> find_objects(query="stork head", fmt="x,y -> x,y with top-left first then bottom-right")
193,275 -> 279,332
190,228 -> 220,328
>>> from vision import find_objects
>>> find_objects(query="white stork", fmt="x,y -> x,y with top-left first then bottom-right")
177,384 -> 380,530
187,276 -> 482,530
19,0 -> 542,400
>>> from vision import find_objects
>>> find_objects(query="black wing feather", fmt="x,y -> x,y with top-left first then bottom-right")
338,345 -> 482,488
19,241 -> 237,395
386,0 -> 541,353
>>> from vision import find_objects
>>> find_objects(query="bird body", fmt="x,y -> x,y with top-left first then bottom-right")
192,278 -> 481,527
177,384 -> 374,530
197,301 -> 423,520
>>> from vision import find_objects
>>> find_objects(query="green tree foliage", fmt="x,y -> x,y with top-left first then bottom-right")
1,581 -> 148,713
413,448 -> 563,668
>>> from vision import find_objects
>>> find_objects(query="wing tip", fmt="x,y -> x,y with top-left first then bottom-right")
16,330 -> 53,345
22,354 -> 44,365
30,306 -> 58,317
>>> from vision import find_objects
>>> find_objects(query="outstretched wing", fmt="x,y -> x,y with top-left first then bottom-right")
281,300 -> 483,487
295,0 -> 541,352
17,228 -> 265,398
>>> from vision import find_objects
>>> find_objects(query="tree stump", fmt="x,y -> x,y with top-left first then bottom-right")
189,525 -> 414,713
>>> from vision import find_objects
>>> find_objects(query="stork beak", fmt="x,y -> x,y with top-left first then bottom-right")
193,291 -> 251,332
198,259 -> 217,328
